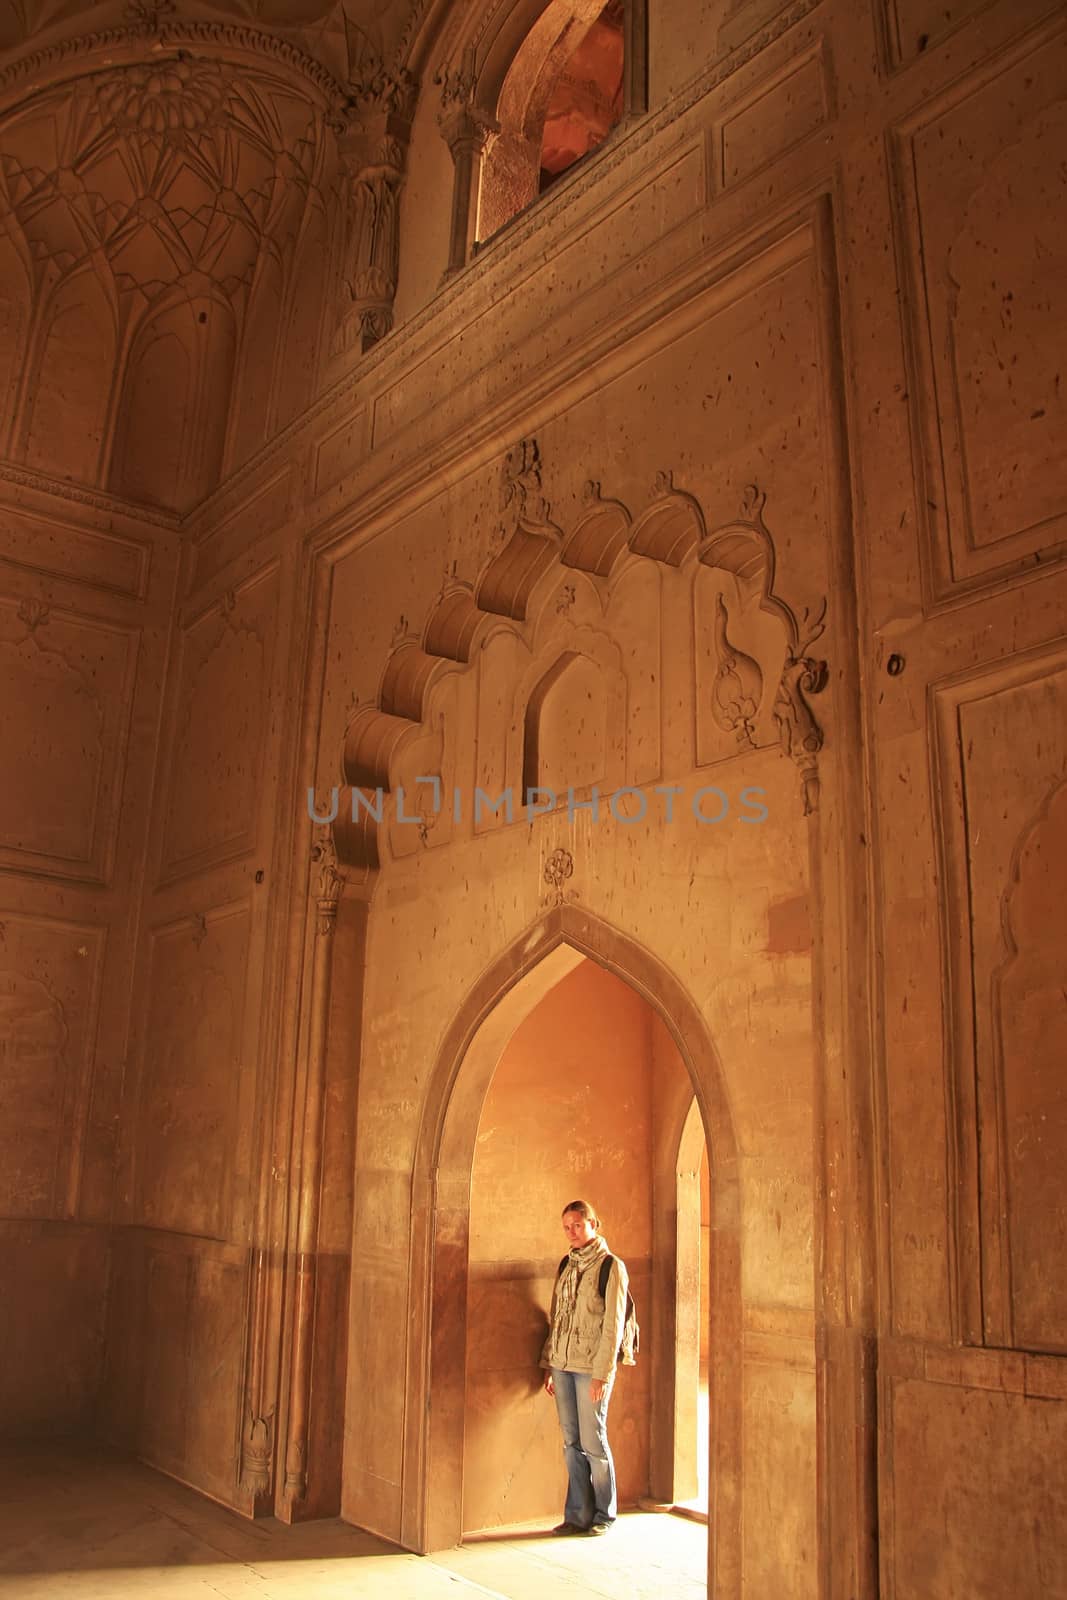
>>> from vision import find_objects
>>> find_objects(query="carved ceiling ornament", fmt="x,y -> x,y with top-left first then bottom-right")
0,35 -> 339,504
0,52 -> 329,308
0,16 -> 348,113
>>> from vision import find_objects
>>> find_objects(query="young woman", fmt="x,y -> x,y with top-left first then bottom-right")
540,1199 -> 629,1536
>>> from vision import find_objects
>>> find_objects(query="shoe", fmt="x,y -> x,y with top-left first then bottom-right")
551,1522 -> 586,1536
586,1520 -> 614,1535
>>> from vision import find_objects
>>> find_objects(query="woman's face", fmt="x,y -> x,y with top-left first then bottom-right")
562,1209 -> 597,1249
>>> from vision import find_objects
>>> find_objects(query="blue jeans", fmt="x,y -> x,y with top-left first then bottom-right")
551,1368 -> 617,1529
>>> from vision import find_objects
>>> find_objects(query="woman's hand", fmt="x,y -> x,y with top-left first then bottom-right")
543,1373 -> 555,1397
589,1377 -> 606,1403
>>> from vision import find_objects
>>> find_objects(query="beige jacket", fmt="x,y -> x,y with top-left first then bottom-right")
540,1247 -> 629,1383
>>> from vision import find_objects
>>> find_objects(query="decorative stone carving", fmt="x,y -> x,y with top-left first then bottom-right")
436,47 -> 499,275
311,831 -> 345,935
702,485 -> 829,814
241,1407 -> 275,1497
772,609 -> 828,818
434,47 -> 478,111
16,599 -> 49,632
502,436 -> 551,527
0,18 -> 346,113
124,0 -> 176,30
712,592 -> 762,748
543,847 -> 574,904
334,35 -> 418,356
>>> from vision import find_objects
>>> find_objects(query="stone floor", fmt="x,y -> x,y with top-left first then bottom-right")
0,1444 -> 708,1599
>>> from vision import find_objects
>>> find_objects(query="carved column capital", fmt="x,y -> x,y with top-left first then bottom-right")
435,47 -> 499,277
333,77 -> 416,357
438,101 -> 500,161
310,832 -> 345,935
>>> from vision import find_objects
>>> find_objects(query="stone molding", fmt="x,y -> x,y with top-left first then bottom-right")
0,16 -> 348,116
0,459 -> 180,531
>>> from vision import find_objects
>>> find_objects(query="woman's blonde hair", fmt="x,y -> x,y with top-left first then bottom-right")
562,1198 -> 601,1229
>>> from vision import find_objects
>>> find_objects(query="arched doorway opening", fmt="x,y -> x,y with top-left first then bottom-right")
464,956 -> 656,1533
672,1095 -> 712,1513
403,904 -> 742,1599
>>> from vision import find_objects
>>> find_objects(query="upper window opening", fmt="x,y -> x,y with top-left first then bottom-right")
539,1 -> 624,192
477,0 -> 627,243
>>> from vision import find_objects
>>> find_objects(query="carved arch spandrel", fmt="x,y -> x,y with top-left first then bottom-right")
330,449 -> 829,882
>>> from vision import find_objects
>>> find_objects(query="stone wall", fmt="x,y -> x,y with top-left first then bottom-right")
1,0 -> 1065,1596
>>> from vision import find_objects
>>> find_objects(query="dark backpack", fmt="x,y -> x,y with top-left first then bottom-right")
556,1253 -> 640,1367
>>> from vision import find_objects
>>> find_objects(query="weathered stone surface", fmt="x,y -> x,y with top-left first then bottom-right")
1,2 -> 1065,1597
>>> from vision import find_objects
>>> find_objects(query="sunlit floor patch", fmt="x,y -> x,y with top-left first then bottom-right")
0,1444 -> 707,1600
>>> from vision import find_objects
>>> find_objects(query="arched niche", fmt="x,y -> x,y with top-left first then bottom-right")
522,648 -> 608,794
109,287 -> 237,510
401,903 -> 742,1597
273,194 -> 330,432
23,267 -> 115,486
0,229 -> 31,456
225,246 -> 285,473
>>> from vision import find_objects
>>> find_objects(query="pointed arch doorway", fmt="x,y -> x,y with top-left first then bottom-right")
402,903 -> 742,1599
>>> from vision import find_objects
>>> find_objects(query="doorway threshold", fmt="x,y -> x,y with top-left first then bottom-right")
637,1496 -> 709,1526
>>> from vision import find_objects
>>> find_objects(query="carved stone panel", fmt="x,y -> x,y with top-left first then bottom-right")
159,565 -> 278,883
879,0 -> 995,69
937,651 -> 1067,1352
0,506 -> 151,600
134,902 -> 251,1239
0,594 -> 139,883
716,42 -> 830,191
0,912 -> 107,1218
893,24 -> 1067,595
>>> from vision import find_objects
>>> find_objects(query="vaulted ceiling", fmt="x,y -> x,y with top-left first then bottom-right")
0,1 -> 423,85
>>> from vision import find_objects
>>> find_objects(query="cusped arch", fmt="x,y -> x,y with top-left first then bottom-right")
402,903 -> 742,1596
630,469 -> 706,565
698,483 -> 797,646
561,479 -> 632,576
331,457 -> 816,877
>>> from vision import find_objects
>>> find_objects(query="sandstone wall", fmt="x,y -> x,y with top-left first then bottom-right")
1,1 -> 1065,1597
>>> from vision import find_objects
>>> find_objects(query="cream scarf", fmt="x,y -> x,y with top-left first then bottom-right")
553,1234 -> 609,1349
